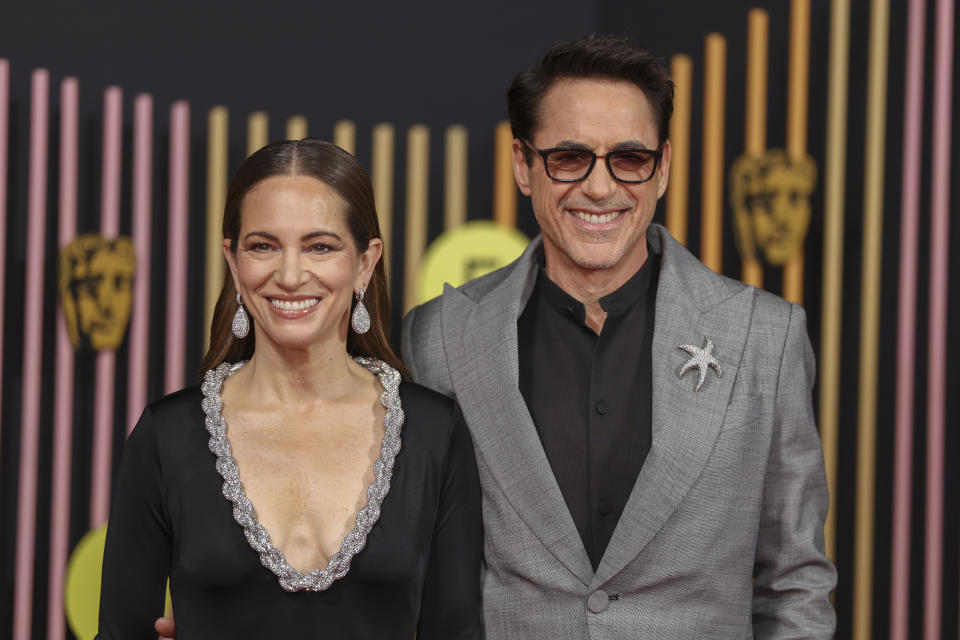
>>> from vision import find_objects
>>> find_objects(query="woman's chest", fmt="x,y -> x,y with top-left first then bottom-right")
165,438 -> 439,594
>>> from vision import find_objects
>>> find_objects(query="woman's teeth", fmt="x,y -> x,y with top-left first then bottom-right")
269,298 -> 319,311
573,210 -> 621,224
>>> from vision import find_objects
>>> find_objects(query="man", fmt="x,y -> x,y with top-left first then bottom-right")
401,36 -> 836,638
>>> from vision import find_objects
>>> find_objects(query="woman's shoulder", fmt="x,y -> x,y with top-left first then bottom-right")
398,380 -> 457,421
128,385 -> 205,447
143,385 -> 204,421
396,379 -> 475,456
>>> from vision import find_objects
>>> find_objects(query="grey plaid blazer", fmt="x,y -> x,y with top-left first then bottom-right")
402,224 -> 836,639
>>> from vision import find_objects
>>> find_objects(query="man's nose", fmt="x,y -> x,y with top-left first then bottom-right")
580,160 -> 619,200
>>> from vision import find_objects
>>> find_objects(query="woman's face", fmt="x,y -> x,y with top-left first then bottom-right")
225,174 -> 382,352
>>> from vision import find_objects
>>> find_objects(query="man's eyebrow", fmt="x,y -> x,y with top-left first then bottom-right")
549,139 -> 655,150
611,139 -> 654,150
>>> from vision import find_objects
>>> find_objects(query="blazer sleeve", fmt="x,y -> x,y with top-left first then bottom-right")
402,301 -> 456,397
417,404 -> 483,639
752,303 -> 837,638
96,406 -> 172,640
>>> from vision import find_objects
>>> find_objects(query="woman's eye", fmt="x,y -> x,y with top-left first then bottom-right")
308,243 -> 333,254
250,242 -> 273,252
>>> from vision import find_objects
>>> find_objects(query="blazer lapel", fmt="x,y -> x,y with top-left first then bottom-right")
441,244 -> 594,587
592,226 -> 754,587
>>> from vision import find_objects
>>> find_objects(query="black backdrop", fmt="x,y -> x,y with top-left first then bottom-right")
2,1 -> 959,637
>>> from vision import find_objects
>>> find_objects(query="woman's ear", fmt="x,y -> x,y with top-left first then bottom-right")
223,239 -> 240,290
357,238 -> 383,289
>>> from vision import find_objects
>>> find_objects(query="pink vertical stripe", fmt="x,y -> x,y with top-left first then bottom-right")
0,59 -> 9,446
127,94 -> 153,434
924,0 -> 953,638
89,86 -> 124,527
47,76 -> 79,640
13,67 -> 49,640
165,101 -> 190,393
890,0 -> 926,638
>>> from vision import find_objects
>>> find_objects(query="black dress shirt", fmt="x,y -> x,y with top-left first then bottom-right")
518,252 -> 659,570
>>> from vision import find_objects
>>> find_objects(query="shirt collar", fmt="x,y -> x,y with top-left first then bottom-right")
536,245 -> 660,321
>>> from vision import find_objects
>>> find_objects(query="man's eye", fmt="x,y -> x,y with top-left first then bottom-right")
549,150 -> 591,169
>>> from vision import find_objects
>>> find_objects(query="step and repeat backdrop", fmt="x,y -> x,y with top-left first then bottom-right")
1,0 -> 958,638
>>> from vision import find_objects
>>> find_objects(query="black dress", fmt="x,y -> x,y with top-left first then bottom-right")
96,375 -> 482,640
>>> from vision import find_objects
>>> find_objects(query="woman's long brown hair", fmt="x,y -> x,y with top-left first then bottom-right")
199,139 -> 407,378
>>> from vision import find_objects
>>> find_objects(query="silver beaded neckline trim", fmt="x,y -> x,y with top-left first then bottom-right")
200,357 -> 404,592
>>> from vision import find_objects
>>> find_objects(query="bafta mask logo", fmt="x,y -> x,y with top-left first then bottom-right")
730,150 -> 817,266
59,234 -> 136,350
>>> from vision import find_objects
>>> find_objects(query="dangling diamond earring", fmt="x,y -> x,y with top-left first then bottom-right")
351,287 -> 370,335
232,291 -> 250,339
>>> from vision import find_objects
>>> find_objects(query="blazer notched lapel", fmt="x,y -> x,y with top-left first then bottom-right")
592,226 -> 754,588
440,242 -> 595,587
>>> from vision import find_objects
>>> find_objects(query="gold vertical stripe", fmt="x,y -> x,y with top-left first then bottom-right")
700,34 -> 726,273
444,125 -> 468,230
783,0 -> 812,303
854,0 -> 890,637
820,0 -> 851,565
285,115 -> 308,140
666,55 -> 692,246
745,10 -> 769,154
493,121 -> 517,228
334,119 -> 356,155
247,111 -> 268,157
742,9 -> 769,288
204,107 -> 229,351
371,124 -> 395,287
404,125 -> 429,314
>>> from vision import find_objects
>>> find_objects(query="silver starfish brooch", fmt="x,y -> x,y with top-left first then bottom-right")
678,336 -> 722,392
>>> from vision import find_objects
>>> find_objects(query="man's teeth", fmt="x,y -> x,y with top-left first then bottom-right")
269,298 -> 319,311
573,210 -> 621,224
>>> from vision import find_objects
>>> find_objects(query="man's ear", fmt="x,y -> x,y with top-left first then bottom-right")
656,139 -> 672,199
512,139 -> 532,196
657,140 -> 672,199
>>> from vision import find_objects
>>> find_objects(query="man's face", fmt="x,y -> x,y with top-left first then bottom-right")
513,78 -> 670,281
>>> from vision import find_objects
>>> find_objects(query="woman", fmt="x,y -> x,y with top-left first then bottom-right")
97,139 -> 482,639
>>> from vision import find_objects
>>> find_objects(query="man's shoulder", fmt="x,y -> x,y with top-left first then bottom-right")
652,223 -> 798,331
404,237 -> 540,328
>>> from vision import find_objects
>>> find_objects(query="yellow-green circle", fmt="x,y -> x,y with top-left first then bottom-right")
65,524 -> 107,640
418,221 -> 529,304
65,523 -> 172,639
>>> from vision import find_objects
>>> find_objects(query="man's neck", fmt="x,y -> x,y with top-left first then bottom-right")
543,242 -> 649,334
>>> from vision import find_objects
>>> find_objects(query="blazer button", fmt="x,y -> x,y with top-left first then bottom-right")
587,589 -> 609,613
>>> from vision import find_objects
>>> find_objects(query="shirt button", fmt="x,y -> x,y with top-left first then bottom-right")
587,589 -> 609,613
595,400 -> 607,415
564,304 -> 575,315
598,500 -> 612,516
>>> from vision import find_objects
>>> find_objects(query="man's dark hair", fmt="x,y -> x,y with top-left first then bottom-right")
507,35 -> 674,162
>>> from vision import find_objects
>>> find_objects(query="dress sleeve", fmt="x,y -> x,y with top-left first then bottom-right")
752,304 -> 837,638
417,403 -> 483,639
96,405 -> 172,640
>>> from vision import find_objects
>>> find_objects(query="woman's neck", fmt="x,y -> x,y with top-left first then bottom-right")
230,335 -> 368,407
